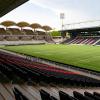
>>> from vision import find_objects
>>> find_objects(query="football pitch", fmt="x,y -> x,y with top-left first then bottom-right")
1,44 -> 100,72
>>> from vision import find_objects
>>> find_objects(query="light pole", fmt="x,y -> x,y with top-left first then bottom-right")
60,13 -> 65,31
60,13 -> 65,38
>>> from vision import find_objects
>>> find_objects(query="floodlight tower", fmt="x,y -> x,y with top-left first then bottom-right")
60,13 -> 65,38
60,13 -> 65,31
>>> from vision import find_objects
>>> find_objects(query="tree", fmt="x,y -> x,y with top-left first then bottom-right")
51,30 -> 61,36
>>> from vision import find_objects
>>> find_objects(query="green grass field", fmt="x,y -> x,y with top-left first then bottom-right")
1,44 -> 100,72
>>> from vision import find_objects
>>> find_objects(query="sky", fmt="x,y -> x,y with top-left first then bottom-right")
0,0 -> 100,30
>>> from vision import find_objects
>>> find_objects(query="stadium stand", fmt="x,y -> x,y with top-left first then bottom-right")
0,22 -> 55,44
0,51 -> 100,86
61,26 -> 100,45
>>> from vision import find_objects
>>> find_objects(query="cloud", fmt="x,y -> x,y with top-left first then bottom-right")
29,0 -> 90,20
29,0 -> 56,12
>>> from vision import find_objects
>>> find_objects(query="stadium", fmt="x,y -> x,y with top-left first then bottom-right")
0,0 -> 100,100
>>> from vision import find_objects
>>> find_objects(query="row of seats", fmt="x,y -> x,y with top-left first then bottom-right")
0,53 -> 80,85
63,37 -> 100,45
0,51 -> 100,87
39,89 -> 100,100
0,83 -> 100,100
59,90 -> 100,100
0,35 -> 45,41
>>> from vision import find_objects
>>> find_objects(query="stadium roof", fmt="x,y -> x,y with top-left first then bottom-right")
63,26 -> 100,33
0,0 -> 29,17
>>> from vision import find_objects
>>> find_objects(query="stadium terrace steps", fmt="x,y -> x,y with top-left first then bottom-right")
14,85 -> 36,100
4,84 -> 15,97
45,34 -> 56,43
0,83 -> 14,100
21,85 -> 42,100
0,40 -> 46,45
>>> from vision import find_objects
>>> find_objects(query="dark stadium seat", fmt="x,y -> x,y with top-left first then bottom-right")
84,91 -> 100,100
59,91 -> 75,100
73,91 -> 95,100
13,89 -> 22,100
40,89 -> 51,100
13,87 -> 29,100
